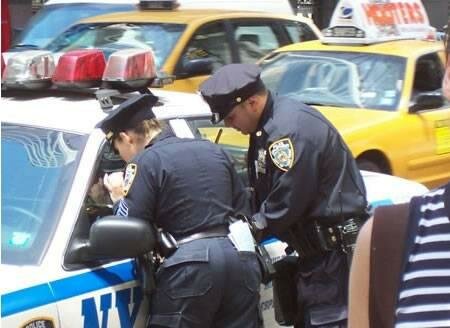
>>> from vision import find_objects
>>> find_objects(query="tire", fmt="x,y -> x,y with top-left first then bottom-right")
357,159 -> 383,173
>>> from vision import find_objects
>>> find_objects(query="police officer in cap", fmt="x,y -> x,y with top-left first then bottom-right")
200,64 -> 369,328
96,94 -> 263,328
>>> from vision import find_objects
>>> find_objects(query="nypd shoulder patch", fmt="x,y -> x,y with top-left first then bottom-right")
269,138 -> 294,172
123,163 -> 137,196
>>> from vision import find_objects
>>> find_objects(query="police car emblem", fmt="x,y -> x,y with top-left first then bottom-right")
123,163 -> 137,196
269,138 -> 294,171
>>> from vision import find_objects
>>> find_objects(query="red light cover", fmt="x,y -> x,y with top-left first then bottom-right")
53,49 -> 106,87
103,48 -> 156,82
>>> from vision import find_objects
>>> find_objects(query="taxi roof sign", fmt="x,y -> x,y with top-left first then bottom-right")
323,0 -> 435,45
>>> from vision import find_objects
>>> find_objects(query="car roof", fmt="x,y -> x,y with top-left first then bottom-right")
1,89 -> 211,134
81,9 -> 309,25
274,39 -> 444,58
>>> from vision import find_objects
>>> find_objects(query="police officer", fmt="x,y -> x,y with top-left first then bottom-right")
96,94 -> 262,328
199,64 -> 368,328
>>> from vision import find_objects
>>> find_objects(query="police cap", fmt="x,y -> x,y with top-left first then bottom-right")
199,63 -> 264,123
96,94 -> 158,141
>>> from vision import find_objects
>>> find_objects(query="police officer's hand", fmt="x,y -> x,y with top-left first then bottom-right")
249,213 -> 267,243
103,172 -> 125,203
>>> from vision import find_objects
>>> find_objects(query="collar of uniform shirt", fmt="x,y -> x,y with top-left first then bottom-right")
254,91 -> 274,135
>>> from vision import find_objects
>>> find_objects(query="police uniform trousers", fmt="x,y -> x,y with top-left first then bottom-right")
147,237 -> 262,328
295,250 -> 348,328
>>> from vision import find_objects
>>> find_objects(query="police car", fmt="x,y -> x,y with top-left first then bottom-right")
259,0 -> 450,189
1,48 -> 428,328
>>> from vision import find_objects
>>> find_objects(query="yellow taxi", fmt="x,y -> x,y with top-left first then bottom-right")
258,0 -> 450,188
44,0 -> 320,93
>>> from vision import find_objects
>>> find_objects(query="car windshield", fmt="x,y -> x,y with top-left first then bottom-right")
260,51 -> 407,111
1,124 -> 87,265
12,4 -> 136,49
45,22 -> 186,69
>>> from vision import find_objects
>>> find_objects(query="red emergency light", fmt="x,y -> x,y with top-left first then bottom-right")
52,49 -> 106,88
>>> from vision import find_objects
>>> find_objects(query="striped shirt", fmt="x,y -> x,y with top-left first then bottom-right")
395,185 -> 450,328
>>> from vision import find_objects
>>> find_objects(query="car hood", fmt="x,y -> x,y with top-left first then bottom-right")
315,106 -> 397,134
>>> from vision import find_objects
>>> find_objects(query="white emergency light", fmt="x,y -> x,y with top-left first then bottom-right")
3,50 -> 55,89
102,48 -> 156,90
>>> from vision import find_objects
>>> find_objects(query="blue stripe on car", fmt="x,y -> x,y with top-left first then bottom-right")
1,261 -> 135,317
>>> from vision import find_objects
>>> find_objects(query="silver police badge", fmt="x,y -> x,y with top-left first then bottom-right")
269,138 -> 294,171
123,163 -> 137,196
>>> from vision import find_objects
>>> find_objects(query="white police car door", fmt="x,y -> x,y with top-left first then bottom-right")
56,141 -> 148,328
1,129 -> 147,328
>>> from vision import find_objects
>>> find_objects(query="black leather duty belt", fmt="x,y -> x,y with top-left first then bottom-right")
176,225 -> 229,245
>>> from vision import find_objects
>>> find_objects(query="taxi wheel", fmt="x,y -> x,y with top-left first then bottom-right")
357,159 -> 382,173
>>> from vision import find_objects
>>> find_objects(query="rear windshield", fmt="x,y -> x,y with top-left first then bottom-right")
13,3 -> 136,49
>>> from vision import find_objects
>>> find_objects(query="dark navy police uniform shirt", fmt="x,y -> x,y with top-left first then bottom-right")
248,92 -> 367,238
116,128 -> 250,238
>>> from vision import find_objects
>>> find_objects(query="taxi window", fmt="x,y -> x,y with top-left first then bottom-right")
45,22 -> 186,69
283,21 -> 317,43
179,22 -> 232,73
232,21 -> 282,64
261,51 -> 406,111
2,123 -> 87,265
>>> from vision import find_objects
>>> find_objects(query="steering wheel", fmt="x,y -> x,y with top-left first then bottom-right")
2,206 -> 43,225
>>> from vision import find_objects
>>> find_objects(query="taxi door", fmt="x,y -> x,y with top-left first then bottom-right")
406,51 -> 450,188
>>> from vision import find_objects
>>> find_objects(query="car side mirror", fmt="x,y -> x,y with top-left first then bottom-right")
64,216 -> 157,269
88,216 -> 157,260
182,58 -> 214,77
410,93 -> 444,113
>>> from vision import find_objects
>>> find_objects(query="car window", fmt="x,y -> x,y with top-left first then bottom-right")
261,51 -> 406,111
180,21 -> 232,73
186,118 -> 248,185
13,4 -> 136,49
232,20 -> 283,64
2,123 -> 87,265
283,21 -> 318,43
45,23 -> 186,69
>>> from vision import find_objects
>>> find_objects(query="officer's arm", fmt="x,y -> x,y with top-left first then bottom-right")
259,137 -> 319,234
115,156 -> 157,221
348,217 -> 372,328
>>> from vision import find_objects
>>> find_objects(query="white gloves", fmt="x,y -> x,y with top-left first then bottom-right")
103,171 -> 125,203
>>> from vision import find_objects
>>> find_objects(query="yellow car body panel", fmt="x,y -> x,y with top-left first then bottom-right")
260,39 -> 450,188
82,10 -> 320,93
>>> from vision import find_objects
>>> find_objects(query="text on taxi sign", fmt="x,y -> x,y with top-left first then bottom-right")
362,2 -> 426,26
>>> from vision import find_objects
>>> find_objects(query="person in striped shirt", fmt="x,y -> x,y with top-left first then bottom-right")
349,21 -> 450,328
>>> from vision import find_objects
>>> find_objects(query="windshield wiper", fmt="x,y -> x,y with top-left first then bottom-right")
12,44 -> 41,49
303,102 -> 346,108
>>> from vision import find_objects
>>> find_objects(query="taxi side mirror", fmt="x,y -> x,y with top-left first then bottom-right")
181,58 -> 214,77
410,93 -> 444,113
88,216 -> 157,260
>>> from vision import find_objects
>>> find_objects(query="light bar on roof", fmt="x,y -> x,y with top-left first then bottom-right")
3,50 -> 55,89
52,49 -> 106,88
102,48 -> 156,91
139,0 -> 179,10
